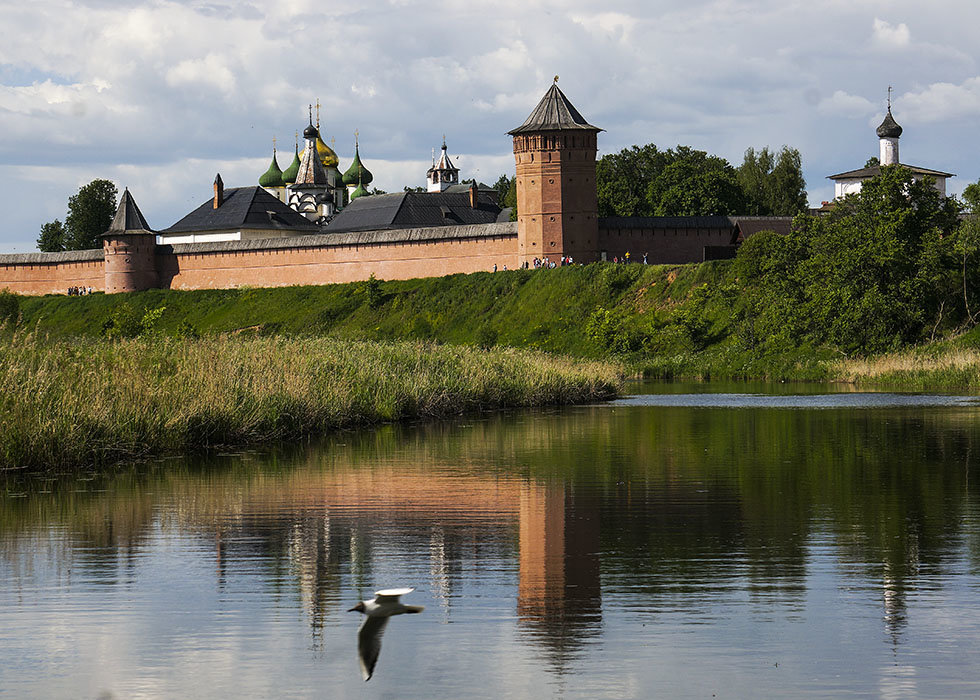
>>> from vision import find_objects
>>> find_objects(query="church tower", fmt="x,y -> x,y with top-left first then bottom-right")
877,89 -> 903,166
288,109 -> 333,222
508,78 -> 601,265
427,138 -> 460,192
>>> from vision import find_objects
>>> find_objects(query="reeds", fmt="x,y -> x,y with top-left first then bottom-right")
0,332 -> 622,471
835,347 -> 980,389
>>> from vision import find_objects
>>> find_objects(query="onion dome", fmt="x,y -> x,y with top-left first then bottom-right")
303,123 -> 318,140
258,149 -> 284,188
315,134 -> 339,167
350,181 -> 369,199
282,146 -> 301,185
876,108 -> 903,138
342,140 -> 373,187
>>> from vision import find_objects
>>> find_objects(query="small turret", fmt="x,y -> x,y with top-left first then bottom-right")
426,137 -> 460,192
102,189 -> 158,294
877,88 -> 903,166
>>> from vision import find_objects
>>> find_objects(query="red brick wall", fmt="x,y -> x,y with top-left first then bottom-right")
159,233 -> 519,290
0,257 -> 104,295
597,224 -> 734,264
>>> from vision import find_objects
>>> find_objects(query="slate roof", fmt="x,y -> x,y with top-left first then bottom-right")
103,188 -> 154,236
827,164 -> 954,180
161,186 -> 319,234
508,83 -> 602,134
324,191 -> 507,233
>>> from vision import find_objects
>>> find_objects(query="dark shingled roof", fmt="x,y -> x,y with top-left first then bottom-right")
161,186 -> 319,234
876,109 -> 903,138
508,83 -> 602,135
324,191 -> 507,233
827,163 -> 954,180
103,188 -> 153,236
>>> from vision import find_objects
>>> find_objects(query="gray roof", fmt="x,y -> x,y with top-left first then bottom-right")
876,109 -> 903,138
161,186 -> 319,234
508,83 -> 601,135
827,163 -> 954,180
103,188 -> 153,236
324,191 -> 506,233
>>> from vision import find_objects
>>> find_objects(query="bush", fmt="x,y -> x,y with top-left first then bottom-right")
0,288 -> 19,326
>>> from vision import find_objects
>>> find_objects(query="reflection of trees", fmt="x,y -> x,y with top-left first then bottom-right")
4,397 -> 980,659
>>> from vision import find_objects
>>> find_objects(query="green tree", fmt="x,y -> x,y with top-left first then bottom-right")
504,176 -> 518,221
596,144 -> 672,217
0,289 -> 19,326
954,179 -> 980,325
650,148 -> 748,216
37,219 -> 67,252
64,179 -> 118,250
493,174 -> 512,203
737,146 -> 808,216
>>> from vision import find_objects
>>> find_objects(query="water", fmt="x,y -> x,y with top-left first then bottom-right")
4,382 -> 980,698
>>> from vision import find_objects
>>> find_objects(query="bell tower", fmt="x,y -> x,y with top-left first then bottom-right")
508,78 -> 602,265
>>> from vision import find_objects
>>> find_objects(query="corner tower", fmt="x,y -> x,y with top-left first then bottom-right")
508,79 -> 601,265
102,188 -> 157,294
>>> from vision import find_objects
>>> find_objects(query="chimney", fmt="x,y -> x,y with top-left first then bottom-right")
469,180 -> 478,209
213,173 -> 224,209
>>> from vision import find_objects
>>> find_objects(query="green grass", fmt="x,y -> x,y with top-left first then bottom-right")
0,332 -> 622,472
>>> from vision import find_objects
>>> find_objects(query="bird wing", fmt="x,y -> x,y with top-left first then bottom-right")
375,587 -> 414,602
357,616 -> 389,682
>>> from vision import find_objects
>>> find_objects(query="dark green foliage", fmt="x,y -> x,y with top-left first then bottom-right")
735,166 -> 962,354
103,303 -> 166,338
64,179 -> 118,250
0,289 -> 19,325
865,156 -> 880,169
737,146 -> 808,216
475,325 -> 498,349
37,220 -> 66,252
652,154 -> 748,216
365,273 -> 383,309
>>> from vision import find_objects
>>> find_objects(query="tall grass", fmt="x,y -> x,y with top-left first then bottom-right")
0,332 -> 622,471
835,347 -> 980,390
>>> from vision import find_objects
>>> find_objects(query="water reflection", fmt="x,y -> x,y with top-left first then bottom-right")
4,391 -> 980,696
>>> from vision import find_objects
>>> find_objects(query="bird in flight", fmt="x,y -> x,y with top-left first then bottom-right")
348,587 -> 425,681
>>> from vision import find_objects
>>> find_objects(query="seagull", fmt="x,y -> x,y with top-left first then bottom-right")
348,587 -> 424,681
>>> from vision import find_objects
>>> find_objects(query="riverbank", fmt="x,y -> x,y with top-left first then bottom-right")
0,332 -> 622,472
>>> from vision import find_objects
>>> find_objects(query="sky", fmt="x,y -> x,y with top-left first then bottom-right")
2,0 -> 980,252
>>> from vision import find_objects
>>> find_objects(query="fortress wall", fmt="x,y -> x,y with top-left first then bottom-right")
598,218 -> 735,264
159,224 -> 520,290
0,251 -> 105,295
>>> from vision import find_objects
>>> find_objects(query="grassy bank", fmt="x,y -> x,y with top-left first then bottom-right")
0,332 -> 622,472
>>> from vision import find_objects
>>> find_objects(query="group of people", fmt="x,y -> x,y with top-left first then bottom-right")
67,286 -> 93,296
491,251 -> 650,272
610,252 -> 649,265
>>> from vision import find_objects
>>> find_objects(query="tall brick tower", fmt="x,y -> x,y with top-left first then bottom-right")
508,79 -> 602,265
102,188 -> 157,294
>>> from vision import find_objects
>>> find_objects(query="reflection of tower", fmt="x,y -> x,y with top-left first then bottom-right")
517,480 -> 601,671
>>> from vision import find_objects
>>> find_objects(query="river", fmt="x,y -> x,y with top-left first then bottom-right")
3,382 -> 980,698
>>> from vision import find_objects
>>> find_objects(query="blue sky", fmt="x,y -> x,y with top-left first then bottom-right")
2,0 -> 979,251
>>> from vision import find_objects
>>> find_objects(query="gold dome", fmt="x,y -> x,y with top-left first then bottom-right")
301,134 -> 339,168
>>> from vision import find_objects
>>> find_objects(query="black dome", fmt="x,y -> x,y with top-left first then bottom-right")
876,109 -> 903,138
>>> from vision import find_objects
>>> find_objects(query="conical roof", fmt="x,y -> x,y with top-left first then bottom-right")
876,108 -> 903,138
103,188 -> 153,236
259,149 -> 284,188
427,139 -> 458,175
508,82 -> 601,135
342,143 -> 373,186
282,146 -> 301,184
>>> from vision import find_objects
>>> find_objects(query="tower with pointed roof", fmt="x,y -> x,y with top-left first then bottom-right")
508,78 -> 602,265
259,139 -> 287,203
877,88 -> 903,166
427,138 -> 460,192
342,132 -> 373,201
102,188 -> 158,293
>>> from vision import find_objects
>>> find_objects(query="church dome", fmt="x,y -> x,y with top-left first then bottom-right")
258,150 -> 284,188
303,123 -> 318,140
282,147 -> 301,185
876,109 -> 903,138
350,182 -> 369,199
315,134 -> 339,167
342,145 -> 373,187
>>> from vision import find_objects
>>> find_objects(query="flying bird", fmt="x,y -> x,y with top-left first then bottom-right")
348,587 -> 425,681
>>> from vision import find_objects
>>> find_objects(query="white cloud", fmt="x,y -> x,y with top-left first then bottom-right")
897,77 -> 980,123
818,91 -> 876,117
872,18 -> 911,49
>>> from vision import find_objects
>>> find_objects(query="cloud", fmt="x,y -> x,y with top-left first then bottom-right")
897,77 -> 980,123
818,91 -> 876,117
872,18 -> 911,49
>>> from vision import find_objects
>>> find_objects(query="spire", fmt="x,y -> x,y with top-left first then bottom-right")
342,131 -> 373,187
508,82 -> 602,135
104,188 -> 153,236
259,140 -> 285,188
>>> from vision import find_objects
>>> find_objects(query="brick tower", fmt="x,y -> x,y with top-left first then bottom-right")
102,188 -> 157,294
509,79 -> 602,265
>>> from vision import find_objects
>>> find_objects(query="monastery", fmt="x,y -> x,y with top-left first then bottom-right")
2,82 -> 797,295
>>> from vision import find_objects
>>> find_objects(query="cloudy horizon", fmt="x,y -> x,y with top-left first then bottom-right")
2,0 -> 979,252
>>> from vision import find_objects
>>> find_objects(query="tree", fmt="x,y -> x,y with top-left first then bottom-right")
493,174 -> 512,204
596,144 -> 672,217
737,146 -> 808,216
954,179 -> 980,325
37,219 -> 67,252
64,179 -> 118,250
649,147 -> 748,216
865,156 -> 880,169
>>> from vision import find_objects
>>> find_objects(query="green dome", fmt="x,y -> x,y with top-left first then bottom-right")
259,150 -> 284,188
342,145 -> 373,187
350,182 -> 369,199
282,147 -> 301,185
